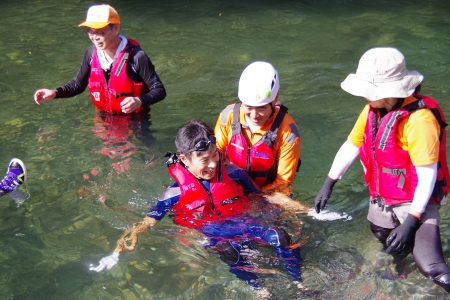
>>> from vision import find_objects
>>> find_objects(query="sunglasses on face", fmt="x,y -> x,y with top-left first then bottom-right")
188,136 -> 216,152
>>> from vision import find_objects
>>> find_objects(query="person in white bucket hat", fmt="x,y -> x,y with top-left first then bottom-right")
214,61 -> 301,196
314,47 -> 450,293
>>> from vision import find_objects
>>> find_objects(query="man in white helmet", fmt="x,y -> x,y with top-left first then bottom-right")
214,61 -> 301,195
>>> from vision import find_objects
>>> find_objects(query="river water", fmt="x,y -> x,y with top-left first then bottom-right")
1,0 -> 450,299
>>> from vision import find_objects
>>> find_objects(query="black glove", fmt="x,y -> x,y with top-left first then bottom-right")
314,177 -> 338,213
386,214 -> 420,255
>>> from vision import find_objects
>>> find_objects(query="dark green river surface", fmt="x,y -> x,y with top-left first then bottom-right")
1,0 -> 450,299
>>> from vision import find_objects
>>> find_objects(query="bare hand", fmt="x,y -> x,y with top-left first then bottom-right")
120,97 -> 142,113
34,89 -> 56,105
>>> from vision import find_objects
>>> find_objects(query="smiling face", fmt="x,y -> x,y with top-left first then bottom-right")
180,146 -> 219,180
242,103 -> 274,127
87,24 -> 120,52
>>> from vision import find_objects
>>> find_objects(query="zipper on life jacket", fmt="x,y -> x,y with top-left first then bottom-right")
374,158 -> 382,204
372,112 -> 384,206
246,147 -> 251,172
106,86 -> 113,114
373,141 -> 385,207
207,191 -> 215,211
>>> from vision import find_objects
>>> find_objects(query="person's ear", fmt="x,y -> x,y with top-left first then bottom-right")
113,24 -> 120,34
179,154 -> 190,168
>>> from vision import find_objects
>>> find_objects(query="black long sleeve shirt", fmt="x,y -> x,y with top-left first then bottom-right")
54,43 -> 166,107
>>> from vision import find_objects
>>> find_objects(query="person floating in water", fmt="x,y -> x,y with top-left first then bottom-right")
314,47 -> 450,293
90,120 -> 310,296
0,158 -> 27,197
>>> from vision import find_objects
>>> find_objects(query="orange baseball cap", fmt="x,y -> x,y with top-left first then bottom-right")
78,4 -> 120,28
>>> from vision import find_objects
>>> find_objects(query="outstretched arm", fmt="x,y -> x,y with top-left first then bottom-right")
114,216 -> 158,254
34,47 -> 92,105
89,216 -> 158,272
90,184 -> 181,272
263,192 -> 309,213
314,140 -> 360,213
227,164 -> 307,212
328,139 -> 360,180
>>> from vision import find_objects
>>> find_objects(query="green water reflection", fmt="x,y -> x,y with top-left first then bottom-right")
1,0 -> 450,298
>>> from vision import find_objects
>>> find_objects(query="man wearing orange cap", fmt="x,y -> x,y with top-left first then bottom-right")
34,4 -> 166,114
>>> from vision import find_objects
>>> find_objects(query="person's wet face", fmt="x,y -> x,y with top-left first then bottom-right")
87,24 -> 119,51
180,146 -> 219,180
242,103 -> 273,127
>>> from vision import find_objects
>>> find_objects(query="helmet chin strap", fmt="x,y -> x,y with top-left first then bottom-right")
269,103 -> 276,119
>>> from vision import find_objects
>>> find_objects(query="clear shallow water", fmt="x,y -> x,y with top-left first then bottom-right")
1,0 -> 450,299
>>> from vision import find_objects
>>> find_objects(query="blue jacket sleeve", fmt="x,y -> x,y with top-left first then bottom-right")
147,182 -> 181,220
226,164 -> 262,194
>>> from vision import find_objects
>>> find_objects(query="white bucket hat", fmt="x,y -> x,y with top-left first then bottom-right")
341,47 -> 423,101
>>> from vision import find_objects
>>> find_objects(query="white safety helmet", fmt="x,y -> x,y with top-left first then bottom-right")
238,61 -> 280,107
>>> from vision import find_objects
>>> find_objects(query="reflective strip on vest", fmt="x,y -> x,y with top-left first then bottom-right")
382,167 -> 407,188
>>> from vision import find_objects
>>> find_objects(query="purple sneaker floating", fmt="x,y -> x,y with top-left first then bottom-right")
0,158 -> 27,197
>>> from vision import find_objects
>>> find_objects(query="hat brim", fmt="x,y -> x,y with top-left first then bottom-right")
341,70 -> 423,100
78,21 -> 111,29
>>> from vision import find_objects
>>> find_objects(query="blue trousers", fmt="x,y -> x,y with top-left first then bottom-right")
201,215 -> 302,287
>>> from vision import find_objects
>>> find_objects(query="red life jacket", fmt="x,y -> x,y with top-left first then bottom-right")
168,153 -> 250,228
360,95 -> 449,206
226,103 -> 287,187
88,38 -> 147,113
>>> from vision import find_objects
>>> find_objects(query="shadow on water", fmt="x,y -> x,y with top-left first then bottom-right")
0,0 -> 450,299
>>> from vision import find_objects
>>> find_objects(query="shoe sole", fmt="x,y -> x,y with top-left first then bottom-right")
8,158 -> 27,183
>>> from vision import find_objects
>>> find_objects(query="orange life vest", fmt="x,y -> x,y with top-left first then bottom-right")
226,103 -> 288,187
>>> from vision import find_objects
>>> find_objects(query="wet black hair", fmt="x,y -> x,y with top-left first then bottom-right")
175,119 -> 214,158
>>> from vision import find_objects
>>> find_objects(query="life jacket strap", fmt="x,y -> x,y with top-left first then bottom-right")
231,103 -> 242,136
114,43 -> 134,77
406,97 -> 448,141
261,105 -> 288,148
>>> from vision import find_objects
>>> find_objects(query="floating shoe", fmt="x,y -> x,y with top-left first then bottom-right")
0,158 -> 27,197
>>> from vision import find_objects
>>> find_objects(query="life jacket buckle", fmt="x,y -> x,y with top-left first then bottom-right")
371,196 -> 385,207
220,197 -> 240,206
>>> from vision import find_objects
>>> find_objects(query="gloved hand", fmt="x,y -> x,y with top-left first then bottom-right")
89,252 -> 119,272
386,214 -> 420,255
314,177 -> 338,213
